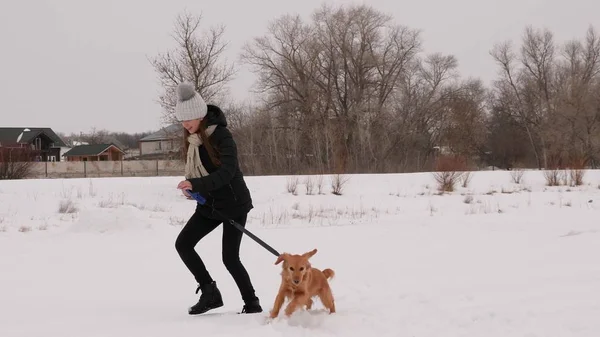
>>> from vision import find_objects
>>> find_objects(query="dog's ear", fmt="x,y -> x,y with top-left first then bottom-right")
275,253 -> 289,265
302,248 -> 317,259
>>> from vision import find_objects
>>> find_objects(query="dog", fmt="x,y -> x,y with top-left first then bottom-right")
269,248 -> 336,318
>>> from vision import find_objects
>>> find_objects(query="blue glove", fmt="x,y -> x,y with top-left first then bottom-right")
186,190 -> 207,205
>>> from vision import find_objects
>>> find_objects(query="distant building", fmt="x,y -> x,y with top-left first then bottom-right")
62,144 -> 125,161
137,124 -> 183,159
0,127 -> 67,162
71,140 -> 89,146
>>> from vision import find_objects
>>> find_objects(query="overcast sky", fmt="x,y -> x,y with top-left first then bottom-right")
0,0 -> 597,135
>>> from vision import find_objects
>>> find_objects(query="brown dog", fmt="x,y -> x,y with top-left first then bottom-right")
269,248 -> 336,318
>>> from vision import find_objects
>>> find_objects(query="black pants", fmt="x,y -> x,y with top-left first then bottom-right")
175,211 -> 258,303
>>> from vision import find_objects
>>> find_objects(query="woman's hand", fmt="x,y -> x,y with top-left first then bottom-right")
177,180 -> 193,192
178,180 -> 194,199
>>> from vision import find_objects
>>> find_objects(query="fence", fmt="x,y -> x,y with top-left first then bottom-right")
25,160 -> 185,179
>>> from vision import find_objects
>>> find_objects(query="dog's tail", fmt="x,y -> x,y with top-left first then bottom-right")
322,268 -> 335,280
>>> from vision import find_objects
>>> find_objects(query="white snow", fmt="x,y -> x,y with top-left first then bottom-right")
1,170 -> 600,336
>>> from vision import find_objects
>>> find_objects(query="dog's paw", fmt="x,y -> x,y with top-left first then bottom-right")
262,316 -> 276,325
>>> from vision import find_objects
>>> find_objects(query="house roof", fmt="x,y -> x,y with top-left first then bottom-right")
63,144 -> 124,157
0,127 -> 67,147
139,124 -> 183,142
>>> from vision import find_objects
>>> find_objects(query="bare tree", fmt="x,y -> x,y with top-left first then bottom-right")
438,78 -> 488,162
520,26 -> 556,168
490,39 -> 546,168
241,3 -> 424,174
150,11 -> 236,124
194,6 -> 600,176
76,127 -> 110,145
242,14 -> 321,173
0,148 -> 34,180
553,26 -> 600,167
382,52 -> 461,172
490,25 -> 600,169
311,4 -> 394,172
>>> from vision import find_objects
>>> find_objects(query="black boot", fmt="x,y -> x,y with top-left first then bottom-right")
240,297 -> 263,314
188,281 -> 224,315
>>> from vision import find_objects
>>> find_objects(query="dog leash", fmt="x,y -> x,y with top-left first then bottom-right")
186,190 -> 281,257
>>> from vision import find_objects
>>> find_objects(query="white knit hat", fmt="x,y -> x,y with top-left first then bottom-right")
174,82 -> 207,121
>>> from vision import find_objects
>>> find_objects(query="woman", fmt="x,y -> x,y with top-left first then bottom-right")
173,82 -> 262,315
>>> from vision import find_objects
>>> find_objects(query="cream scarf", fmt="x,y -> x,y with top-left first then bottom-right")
185,125 -> 217,179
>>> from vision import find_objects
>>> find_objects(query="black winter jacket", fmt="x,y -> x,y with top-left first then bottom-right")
186,105 -> 253,221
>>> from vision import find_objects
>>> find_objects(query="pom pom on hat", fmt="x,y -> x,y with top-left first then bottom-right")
174,82 -> 207,121
177,82 -> 197,102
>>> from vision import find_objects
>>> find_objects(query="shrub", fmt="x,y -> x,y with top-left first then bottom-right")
19,225 -> 32,233
460,171 -> 473,188
316,175 -> 324,194
331,174 -> 349,195
286,177 -> 299,195
58,199 -> 78,214
566,156 -> 586,186
0,148 -> 35,180
304,176 -> 315,195
431,155 -> 468,193
543,169 -> 563,186
510,169 -> 525,184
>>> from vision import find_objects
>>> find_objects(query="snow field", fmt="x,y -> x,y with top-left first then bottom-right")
1,169 -> 600,336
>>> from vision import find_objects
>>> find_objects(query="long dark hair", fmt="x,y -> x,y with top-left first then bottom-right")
182,119 -> 221,166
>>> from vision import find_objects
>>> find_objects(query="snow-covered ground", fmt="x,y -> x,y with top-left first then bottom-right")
1,169 -> 600,337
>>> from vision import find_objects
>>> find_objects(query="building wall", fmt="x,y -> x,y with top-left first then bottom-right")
66,147 -> 124,162
105,146 -> 123,161
44,148 -> 61,162
26,159 -> 186,178
58,147 -> 71,162
67,155 -> 99,162
0,147 -> 35,162
140,139 -> 179,156
0,145 -> 59,162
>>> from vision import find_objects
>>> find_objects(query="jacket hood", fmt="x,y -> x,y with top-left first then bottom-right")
204,104 -> 227,128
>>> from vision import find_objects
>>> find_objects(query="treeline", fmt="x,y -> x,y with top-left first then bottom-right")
152,4 -> 600,176
58,128 -> 152,150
